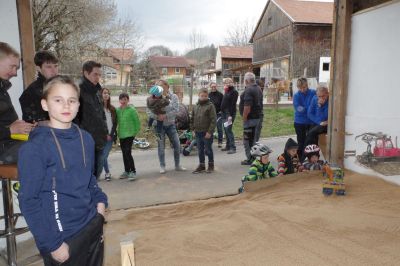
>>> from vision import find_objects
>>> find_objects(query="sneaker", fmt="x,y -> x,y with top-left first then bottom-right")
217,143 -> 223,148
120,171 -> 129,179
192,164 -> 206,174
227,149 -> 236,154
105,173 -> 112,181
175,165 -> 186,171
221,147 -> 229,151
241,159 -> 252,166
128,172 -> 136,181
160,166 -> 166,174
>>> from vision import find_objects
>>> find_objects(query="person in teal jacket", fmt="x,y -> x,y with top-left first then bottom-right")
116,93 -> 140,181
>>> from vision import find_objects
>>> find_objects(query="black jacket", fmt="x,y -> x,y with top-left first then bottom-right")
239,84 -> 262,119
75,77 -> 108,150
19,73 -> 49,122
0,79 -> 18,142
220,86 -> 238,118
208,90 -> 223,114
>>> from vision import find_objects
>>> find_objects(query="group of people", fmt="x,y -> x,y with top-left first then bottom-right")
0,42 -> 107,265
0,38 -> 330,265
239,77 -> 330,191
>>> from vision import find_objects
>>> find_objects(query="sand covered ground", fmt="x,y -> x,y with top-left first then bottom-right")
103,171 -> 400,265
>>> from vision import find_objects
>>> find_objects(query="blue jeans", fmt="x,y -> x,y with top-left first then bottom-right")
95,148 -> 105,179
157,124 -> 181,167
195,132 -> 214,164
216,113 -> 223,144
221,114 -> 236,151
102,139 -> 113,174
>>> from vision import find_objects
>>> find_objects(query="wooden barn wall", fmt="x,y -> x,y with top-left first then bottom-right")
252,2 -> 292,63
352,0 -> 392,13
292,25 -> 332,78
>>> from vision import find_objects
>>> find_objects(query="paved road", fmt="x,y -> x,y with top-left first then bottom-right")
99,136 -> 291,210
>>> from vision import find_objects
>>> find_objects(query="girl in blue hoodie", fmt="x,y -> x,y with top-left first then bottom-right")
18,75 -> 108,266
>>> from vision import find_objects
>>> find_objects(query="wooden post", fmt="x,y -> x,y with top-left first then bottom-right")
16,0 -> 36,88
327,0 -> 353,166
120,240 -> 135,266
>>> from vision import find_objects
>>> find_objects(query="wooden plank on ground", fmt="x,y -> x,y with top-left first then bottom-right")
121,240 -> 135,266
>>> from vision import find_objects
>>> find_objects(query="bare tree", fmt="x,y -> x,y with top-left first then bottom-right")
188,28 -> 206,52
224,18 -> 255,46
32,0 -> 117,76
111,17 -> 144,89
145,45 -> 174,57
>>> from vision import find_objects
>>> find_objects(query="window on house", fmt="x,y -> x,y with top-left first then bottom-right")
103,66 -> 117,80
175,68 -> 181,73
322,63 -> 330,71
267,17 -> 272,26
162,68 -> 168,75
223,63 -> 229,70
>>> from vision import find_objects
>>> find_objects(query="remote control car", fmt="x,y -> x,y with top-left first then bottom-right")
322,164 -> 345,196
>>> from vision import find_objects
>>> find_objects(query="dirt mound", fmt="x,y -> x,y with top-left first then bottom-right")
104,171 -> 400,265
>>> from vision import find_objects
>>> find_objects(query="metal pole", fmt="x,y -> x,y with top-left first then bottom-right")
189,71 -> 194,111
2,179 -> 17,266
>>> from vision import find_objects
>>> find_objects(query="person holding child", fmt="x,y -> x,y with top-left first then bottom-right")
116,93 -> 141,181
277,138 -> 303,175
239,143 -> 278,193
303,144 -> 325,170
146,85 -> 170,140
148,79 -> 186,174
191,88 -> 217,173
18,75 -> 108,265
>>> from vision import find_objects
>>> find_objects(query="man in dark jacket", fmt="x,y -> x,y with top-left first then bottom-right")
239,72 -> 262,165
19,50 -> 59,122
0,42 -> 35,164
75,61 -> 108,179
208,82 -> 224,147
220,78 -> 238,154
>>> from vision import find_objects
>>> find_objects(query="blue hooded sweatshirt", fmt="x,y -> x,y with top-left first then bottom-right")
293,88 -> 316,125
18,124 -> 108,254
307,95 -> 329,125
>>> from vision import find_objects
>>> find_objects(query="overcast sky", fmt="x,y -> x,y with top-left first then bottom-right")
116,0 -> 333,54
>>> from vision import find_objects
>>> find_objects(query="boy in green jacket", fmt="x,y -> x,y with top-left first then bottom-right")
191,88 -> 217,173
116,93 -> 140,181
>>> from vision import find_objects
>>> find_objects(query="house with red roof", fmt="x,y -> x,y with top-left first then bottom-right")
95,48 -> 135,87
213,46 -> 253,82
149,56 -> 190,79
250,0 -> 333,81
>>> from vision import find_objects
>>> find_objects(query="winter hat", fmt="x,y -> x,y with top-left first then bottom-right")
149,85 -> 163,97
284,138 -> 298,151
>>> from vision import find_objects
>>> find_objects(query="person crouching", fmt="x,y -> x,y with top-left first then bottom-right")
277,138 -> 303,175
239,143 -> 278,193
303,144 -> 325,170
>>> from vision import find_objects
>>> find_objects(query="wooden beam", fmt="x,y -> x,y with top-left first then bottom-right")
121,240 -> 135,266
327,0 -> 353,166
16,0 -> 36,88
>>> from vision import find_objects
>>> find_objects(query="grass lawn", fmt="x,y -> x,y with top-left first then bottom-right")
134,107 -> 295,145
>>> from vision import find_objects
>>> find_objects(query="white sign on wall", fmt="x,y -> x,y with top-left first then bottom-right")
344,1 -> 400,177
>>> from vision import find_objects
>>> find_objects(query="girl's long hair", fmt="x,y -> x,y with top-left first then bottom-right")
101,88 -> 114,111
